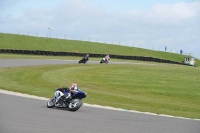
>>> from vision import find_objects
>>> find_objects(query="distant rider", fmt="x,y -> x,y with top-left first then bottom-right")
82,53 -> 89,61
55,83 -> 79,106
105,54 -> 110,62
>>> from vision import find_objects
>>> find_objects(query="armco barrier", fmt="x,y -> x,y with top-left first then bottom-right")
0,49 -> 184,65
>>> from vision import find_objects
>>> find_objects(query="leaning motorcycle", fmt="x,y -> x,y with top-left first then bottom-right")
79,58 -> 89,64
47,89 -> 87,111
100,58 -> 109,64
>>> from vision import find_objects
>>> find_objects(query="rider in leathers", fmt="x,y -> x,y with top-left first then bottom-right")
105,54 -> 110,62
55,83 -> 78,106
82,54 -> 89,61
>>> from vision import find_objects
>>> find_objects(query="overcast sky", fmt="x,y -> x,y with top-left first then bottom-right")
0,0 -> 199,58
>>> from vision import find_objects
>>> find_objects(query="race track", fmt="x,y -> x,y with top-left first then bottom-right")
0,58 -> 157,68
0,59 -> 199,133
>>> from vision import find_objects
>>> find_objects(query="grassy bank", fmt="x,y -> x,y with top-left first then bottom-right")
0,58 -> 199,119
1,33 -> 198,66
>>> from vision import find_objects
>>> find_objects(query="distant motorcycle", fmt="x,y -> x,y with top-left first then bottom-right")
47,89 -> 87,111
100,57 -> 110,64
79,54 -> 89,64
79,58 -> 89,64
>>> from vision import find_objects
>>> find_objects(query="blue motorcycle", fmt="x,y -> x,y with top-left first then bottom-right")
47,89 -> 87,111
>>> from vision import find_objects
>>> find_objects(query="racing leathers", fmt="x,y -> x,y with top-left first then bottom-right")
55,87 -> 71,106
105,55 -> 110,61
82,54 -> 89,61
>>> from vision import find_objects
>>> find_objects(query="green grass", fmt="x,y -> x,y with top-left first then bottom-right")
0,58 -> 199,119
0,33 -> 200,119
1,33 -> 199,66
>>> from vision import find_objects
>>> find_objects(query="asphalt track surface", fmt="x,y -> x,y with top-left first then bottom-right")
0,58 -> 158,67
0,59 -> 200,133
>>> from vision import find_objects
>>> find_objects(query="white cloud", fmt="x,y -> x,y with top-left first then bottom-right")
0,0 -> 200,58
143,1 -> 200,25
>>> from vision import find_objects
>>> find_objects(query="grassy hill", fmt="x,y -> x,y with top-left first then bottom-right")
0,33 -> 199,66
0,33 -> 200,119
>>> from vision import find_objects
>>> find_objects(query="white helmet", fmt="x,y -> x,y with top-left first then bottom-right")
70,83 -> 78,90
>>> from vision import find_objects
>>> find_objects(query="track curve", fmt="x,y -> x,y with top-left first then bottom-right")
0,59 -> 199,133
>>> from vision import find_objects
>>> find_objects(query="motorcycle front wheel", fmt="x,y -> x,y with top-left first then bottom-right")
47,97 -> 55,108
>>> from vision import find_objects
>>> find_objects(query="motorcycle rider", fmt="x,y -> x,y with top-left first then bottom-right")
105,54 -> 110,62
82,53 -> 89,61
55,83 -> 79,106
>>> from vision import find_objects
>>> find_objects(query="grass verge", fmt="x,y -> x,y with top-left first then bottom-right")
0,56 -> 199,119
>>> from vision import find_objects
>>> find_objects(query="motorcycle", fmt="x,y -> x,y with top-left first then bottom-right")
100,57 -> 109,64
47,89 -> 87,111
79,57 -> 89,64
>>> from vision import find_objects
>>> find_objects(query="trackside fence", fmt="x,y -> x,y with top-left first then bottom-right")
0,49 -> 188,66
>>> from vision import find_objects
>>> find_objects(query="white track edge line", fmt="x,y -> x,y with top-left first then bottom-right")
0,89 -> 199,121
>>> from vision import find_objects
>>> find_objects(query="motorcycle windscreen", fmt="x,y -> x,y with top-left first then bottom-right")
72,91 -> 87,99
